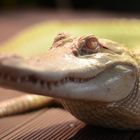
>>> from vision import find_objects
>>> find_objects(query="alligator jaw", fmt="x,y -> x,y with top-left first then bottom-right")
0,51 -> 137,102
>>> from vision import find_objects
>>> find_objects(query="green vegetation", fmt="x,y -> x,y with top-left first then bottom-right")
0,20 -> 140,56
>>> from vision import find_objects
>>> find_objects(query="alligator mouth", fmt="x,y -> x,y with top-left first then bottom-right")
0,63 -> 137,102
0,72 -> 93,90
0,50 -> 137,102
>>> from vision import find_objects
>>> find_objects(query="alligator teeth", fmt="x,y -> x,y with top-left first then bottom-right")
75,79 -> 79,82
54,81 -> 58,86
47,82 -> 51,90
3,74 -> 8,79
1,74 -> 4,79
65,78 -> 68,82
0,73 -> 91,89
69,77 -> 72,82
57,81 -> 61,86
40,80 -> 45,87
80,79 -> 83,82
63,78 -> 66,83
20,76 -> 27,82
35,80 -> 40,86
6,76 -> 11,81
61,79 -> 65,84
25,77 -> 29,81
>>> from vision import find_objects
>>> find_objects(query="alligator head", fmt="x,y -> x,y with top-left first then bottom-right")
0,33 -> 140,129
0,33 -> 139,103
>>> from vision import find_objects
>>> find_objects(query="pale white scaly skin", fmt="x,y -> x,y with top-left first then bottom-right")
0,33 -> 139,129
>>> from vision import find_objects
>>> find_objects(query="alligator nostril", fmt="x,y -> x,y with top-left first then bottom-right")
53,33 -> 70,43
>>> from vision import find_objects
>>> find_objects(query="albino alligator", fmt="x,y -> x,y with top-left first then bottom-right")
0,33 -> 140,129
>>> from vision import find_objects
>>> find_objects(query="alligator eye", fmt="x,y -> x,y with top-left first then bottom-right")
85,36 -> 99,50
90,41 -> 98,49
79,35 -> 101,55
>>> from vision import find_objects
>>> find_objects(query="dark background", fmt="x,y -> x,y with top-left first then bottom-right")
0,0 -> 140,13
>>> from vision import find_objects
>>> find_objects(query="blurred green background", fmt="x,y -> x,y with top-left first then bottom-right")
0,0 -> 140,56
1,20 -> 140,56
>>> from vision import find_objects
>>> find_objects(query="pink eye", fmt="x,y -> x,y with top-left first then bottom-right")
86,40 -> 99,50
85,36 -> 99,50
85,36 -> 110,51
85,36 -> 101,52
77,36 -> 101,55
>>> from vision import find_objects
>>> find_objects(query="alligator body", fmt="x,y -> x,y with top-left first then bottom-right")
0,33 -> 140,129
